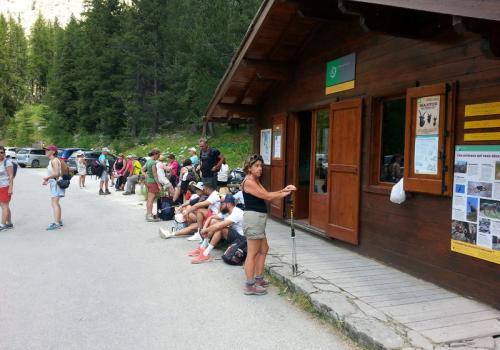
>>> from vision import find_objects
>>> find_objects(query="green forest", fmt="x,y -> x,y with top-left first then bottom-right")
0,0 -> 260,148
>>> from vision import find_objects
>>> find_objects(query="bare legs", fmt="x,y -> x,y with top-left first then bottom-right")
244,237 -> 269,282
51,197 -> 61,223
79,175 -> 86,188
1,202 -> 11,225
146,192 -> 155,216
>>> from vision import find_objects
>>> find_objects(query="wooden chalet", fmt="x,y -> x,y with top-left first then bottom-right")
205,0 -> 500,307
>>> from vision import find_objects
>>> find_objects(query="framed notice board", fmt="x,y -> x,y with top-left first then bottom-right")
404,83 -> 456,196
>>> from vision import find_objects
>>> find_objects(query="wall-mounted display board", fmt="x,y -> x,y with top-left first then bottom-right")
404,83 -> 455,196
451,145 -> 500,264
464,101 -> 500,141
260,129 -> 272,165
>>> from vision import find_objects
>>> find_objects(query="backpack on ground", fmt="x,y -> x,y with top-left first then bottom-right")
222,238 -> 247,265
4,159 -> 18,178
157,197 -> 174,221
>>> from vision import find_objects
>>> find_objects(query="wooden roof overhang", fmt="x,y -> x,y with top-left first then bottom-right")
205,0 -> 500,123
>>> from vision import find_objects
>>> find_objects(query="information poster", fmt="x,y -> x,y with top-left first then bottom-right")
451,145 -> 500,264
273,125 -> 282,160
414,135 -> 439,174
260,129 -> 271,165
416,96 -> 440,135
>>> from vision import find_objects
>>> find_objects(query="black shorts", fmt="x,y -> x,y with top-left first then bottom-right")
227,228 -> 244,245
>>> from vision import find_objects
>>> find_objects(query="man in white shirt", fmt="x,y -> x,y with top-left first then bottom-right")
190,194 -> 245,264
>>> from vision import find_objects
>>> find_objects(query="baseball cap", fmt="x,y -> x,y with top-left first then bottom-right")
188,147 -> 197,152
45,144 -> 58,152
193,182 -> 204,191
221,194 -> 235,204
102,147 -> 110,152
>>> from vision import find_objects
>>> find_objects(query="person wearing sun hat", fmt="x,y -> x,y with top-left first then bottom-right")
98,147 -> 111,195
42,145 -> 65,230
76,151 -> 87,188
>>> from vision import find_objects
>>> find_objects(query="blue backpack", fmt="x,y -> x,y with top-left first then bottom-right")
4,159 -> 18,178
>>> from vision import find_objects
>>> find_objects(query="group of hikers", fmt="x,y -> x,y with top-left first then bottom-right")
0,139 -> 297,295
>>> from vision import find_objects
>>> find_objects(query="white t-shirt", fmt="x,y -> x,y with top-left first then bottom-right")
207,190 -> 221,214
0,159 -> 13,188
226,206 -> 244,236
217,163 -> 230,182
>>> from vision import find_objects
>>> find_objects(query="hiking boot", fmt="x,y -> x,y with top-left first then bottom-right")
46,223 -> 61,231
105,189 -> 111,195
130,190 -> 135,194
122,191 -> 131,196
158,227 -> 174,239
146,215 -> 160,222
188,247 -> 204,256
244,284 -> 267,296
99,189 -> 105,195
187,231 -> 202,242
191,254 -> 212,264
255,278 -> 269,288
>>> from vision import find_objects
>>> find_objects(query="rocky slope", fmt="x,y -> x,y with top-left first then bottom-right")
0,0 -> 84,32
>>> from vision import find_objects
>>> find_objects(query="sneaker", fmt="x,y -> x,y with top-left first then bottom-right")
46,223 -> 61,231
244,284 -> 268,296
188,247 -> 204,256
191,254 -> 212,264
187,231 -> 202,241
4,223 -> 14,229
146,215 -> 160,222
58,221 -> 63,227
105,189 -> 111,195
0,225 -> 6,231
158,227 -> 174,239
255,278 -> 269,288
122,191 -> 131,196
99,189 -> 105,195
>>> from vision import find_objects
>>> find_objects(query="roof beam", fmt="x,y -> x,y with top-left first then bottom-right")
218,103 -> 260,115
242,59 -> 293,81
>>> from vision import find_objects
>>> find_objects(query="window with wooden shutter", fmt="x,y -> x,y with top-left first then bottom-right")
403,83 -> 456,196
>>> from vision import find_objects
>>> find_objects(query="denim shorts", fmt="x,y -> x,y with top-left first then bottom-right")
49,179 -> 65,198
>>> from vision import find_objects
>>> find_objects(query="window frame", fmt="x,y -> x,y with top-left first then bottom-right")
368,94 -> 407,192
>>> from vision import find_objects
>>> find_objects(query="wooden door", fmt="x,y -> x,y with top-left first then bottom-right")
270,113 -> 287,218
326,99 -> 362,245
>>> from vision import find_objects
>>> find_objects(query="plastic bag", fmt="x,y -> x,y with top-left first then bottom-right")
390,178 -> 406,204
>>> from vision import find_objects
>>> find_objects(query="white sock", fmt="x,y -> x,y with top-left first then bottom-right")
203,244 -> 214,256
200,238 -> 209,248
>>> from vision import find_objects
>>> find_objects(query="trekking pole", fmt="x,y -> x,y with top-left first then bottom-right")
288,194 -> 299,277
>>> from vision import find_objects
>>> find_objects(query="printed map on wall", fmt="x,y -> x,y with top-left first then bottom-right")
452,145 -> 500,264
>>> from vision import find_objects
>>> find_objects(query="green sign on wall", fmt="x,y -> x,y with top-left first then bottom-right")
325,52 -> 356,95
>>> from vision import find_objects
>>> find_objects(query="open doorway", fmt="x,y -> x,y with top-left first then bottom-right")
293,111 -> 312,220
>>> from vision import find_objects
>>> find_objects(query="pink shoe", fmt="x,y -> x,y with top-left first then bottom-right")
191,254 -> 212,264
188,247 -> 204,257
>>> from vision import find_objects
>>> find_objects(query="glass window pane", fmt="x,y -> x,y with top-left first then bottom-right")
380,99 -> 406,183
314,110 -> 329,193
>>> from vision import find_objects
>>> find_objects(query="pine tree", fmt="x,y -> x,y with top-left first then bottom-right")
29,14 -> 55,102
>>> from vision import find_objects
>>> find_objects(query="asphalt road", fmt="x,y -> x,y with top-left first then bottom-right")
0,168 -> 355,350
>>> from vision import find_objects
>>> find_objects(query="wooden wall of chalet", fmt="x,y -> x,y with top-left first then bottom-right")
257,22 -> 500,307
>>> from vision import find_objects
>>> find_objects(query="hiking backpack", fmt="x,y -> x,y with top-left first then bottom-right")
185,166 -> 200,183
222,238 -> 248,265
157,197 -> 175,221
4,159 -> 18,178
92,160 -> 104,178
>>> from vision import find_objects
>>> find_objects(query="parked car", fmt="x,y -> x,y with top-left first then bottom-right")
67,151 -> 117,175
4,147 -> 18,159
60,148 -> 90,162
16,148 -> 50,168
